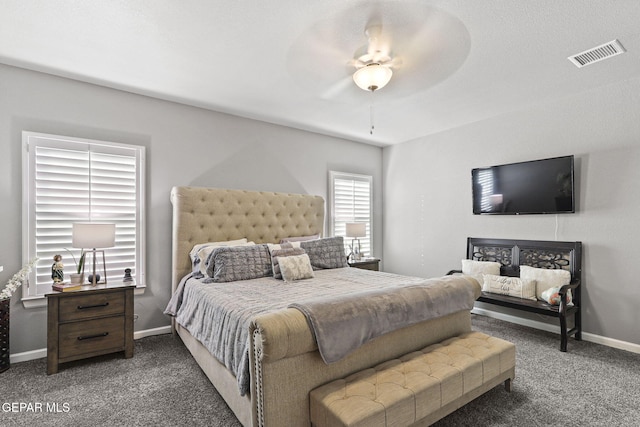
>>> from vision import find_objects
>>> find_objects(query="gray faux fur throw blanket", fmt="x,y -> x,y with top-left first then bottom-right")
289,275 -> 480,363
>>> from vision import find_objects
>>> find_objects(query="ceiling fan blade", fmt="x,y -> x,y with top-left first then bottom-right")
387,56 -> 403,69
320,76 -> 354,99
287,33 -> 354,95
369,32 -> 394,59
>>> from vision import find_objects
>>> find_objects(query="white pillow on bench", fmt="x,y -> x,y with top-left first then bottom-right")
461,259 -> 501,284
481,274 -> 537,300
520,265 -> 572,300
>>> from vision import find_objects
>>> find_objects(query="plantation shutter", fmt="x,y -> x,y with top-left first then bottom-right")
23,132 -> 145,301
329,172 -> 372,256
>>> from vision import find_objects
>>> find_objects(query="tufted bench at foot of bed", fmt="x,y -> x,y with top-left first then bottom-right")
310,332 -> 515,427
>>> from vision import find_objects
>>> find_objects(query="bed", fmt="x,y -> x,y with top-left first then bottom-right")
169,186 -> 482,426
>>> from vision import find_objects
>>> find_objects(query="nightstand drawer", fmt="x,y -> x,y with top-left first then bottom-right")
352,262 -> 378,271
59,292 -> 125,322
58,316 -> 125,359
348,258 -> 381,271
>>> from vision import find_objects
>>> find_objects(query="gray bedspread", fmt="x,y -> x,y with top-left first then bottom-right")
165,268 -> 478,395
289,275 -> 479,363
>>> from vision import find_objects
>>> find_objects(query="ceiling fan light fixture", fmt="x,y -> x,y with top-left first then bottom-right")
353,63 -> 393,91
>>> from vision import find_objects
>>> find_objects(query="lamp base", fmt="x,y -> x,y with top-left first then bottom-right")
81,249 -> 108,286
351,238 -> 362,261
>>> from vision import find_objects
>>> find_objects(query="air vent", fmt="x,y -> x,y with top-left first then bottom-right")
568,39 -> 626,68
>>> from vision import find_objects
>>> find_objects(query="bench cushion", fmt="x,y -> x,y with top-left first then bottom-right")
310,332 -> 515,427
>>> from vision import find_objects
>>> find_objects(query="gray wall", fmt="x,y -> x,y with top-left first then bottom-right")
382,75 -> 640,346
0,64 -> 383,355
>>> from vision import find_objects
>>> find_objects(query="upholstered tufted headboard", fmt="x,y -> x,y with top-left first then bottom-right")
170,186 -> 325,292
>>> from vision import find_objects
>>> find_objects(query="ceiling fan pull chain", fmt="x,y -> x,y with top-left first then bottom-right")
370,90 -> 375,135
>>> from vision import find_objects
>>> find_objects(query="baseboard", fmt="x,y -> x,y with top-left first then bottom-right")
472,307 -> 640,355
9,325 -> 173,364
12,314 -> 639,363
133,325 -> 172,340
10,348 -> 47,364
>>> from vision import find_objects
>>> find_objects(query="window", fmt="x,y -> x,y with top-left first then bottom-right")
22,132 -> 145,304
329,171 -> 373,257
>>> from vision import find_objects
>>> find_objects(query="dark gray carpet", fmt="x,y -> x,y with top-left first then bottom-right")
3,315 -> 640,426
2,334 -> 242,427
434,315 -> 640,426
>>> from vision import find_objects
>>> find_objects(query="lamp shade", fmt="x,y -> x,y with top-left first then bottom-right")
72,223 -> 116,248
353,63 -> 393,91
345,223 -> 366,238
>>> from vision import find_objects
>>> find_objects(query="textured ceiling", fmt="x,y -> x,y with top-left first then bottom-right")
1,0 -> 639,146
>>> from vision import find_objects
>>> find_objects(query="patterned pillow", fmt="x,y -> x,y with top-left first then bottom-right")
300,236 -> 348,270
268,243 -> 306,280
207,244 -> 272,282
279,254 -> 315,282
482,274 -> 537,300
540,286 -> 573,305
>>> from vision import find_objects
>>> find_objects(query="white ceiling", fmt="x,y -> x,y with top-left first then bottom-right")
1,1 -> 639,146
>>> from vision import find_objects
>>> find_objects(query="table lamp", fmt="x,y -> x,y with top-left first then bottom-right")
345,222 -> 366,262
72,223 -> 116,286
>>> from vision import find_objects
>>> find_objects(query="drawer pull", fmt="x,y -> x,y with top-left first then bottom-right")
77,332 -> 109,341
77,302 -> 109,310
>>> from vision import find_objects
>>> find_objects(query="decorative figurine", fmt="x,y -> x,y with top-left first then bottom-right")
123,268 -> 133,282
51,254 -> 64,283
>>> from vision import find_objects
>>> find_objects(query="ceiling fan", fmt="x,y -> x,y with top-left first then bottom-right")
287,2 -> 469,103
350,23 -> 401,92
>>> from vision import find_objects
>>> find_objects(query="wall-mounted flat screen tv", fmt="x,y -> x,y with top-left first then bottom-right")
472,155 -> 575,215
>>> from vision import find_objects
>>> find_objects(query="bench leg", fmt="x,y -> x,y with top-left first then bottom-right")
560,314 -> 568,352
504,378 -> 512,393
575,309 -> 582,341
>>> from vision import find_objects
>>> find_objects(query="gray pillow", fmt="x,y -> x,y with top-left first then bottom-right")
300,236 -> 348,270
207,244 -> 272,282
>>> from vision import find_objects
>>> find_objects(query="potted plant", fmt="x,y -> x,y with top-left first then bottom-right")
65,249 -> 86,285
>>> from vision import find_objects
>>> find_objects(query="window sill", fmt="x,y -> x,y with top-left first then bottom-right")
22,296 -> 47,309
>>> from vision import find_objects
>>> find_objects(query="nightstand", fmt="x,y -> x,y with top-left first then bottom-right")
348,258 -> 381,271
46,282 -> 134,375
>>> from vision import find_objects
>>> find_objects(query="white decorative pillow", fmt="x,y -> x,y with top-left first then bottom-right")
278,253 -> 315,282
461,260 -> 501,284
267,242 -> 302,251
279,234 -> 320,243
520,265 -> 572,300
482,274 -> 537,301
189,238 -> 248,262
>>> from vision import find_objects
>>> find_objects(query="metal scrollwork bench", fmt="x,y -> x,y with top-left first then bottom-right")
449,237 -> 582,352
